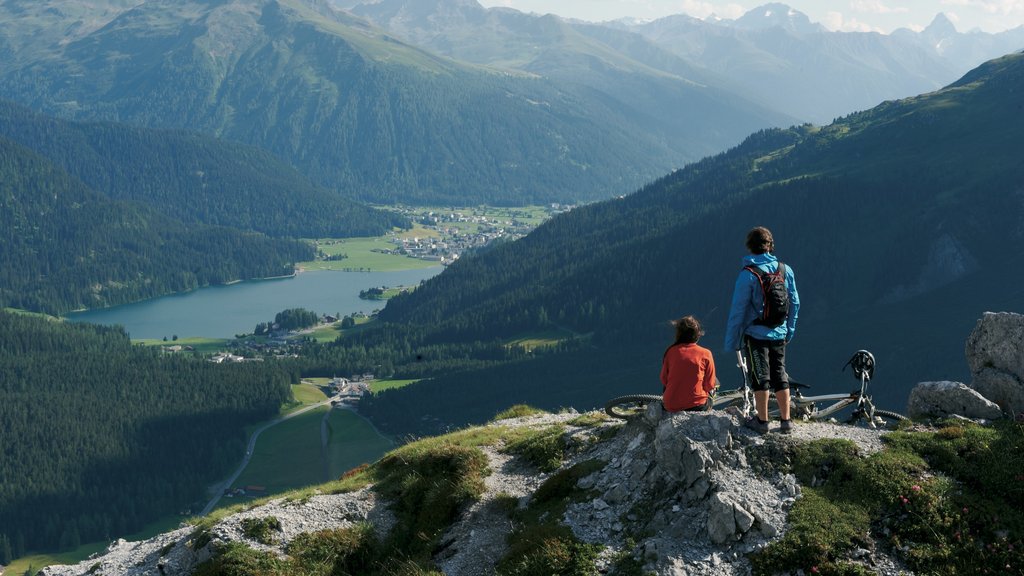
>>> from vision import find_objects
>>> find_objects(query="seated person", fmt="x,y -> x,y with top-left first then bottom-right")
661,315 -> 717,412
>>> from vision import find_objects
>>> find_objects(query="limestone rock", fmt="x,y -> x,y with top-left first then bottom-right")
965,312 -> 1024,414
965,312 -> 1024,379
973,368 -> 1024,415
707,493 -> 738,544
907,380 -> 1003,420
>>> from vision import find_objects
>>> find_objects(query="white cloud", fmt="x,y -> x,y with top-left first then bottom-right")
678,0 -> 717,19
850,0 -> 910,15
824,11 -> 882,32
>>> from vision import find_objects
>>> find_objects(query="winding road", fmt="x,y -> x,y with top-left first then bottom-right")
199,396 -> 339,516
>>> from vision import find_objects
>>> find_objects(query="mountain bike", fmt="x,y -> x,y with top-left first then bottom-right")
604,350 -> 907,429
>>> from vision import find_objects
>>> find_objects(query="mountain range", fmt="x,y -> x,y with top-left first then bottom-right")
0,0 -> 791,205
354,51 -> 1024,436
6,1 -> 1021,205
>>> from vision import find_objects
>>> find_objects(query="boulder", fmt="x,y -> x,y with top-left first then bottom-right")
907,381 -> 1003,420
965,312 -> 1024,414
973,368 -> 1024,415
965,312 -> 1024,379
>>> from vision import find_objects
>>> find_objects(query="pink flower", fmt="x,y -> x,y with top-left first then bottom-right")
911,485 -> 921,492
811,567 -> 819,574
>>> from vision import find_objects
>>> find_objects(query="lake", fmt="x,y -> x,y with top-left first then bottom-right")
68,267 -> 443,339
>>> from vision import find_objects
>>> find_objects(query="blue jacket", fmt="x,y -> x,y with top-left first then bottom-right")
724,253 -> 799,351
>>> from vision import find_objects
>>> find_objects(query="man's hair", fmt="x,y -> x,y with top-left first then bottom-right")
672,315 -> 704,345
745,226 -> 775,254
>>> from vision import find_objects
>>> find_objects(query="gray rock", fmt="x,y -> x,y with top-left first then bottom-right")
707,493 -> 737,544
733,504 -> 755,533
965,312 -> 1024,379
906,380 -> 1003,419
655,422 -> 713,489
973,367 -> 1024,415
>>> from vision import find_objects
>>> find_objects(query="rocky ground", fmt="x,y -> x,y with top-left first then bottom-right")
40,407 -> 912,576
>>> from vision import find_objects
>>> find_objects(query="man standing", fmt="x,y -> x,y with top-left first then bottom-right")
724,226 -> 800,433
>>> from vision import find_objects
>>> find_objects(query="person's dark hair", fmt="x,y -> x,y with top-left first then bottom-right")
745,226 -> 775,254
672,315 -> 704,345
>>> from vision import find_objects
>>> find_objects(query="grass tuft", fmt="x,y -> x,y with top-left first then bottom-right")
240,517 -> 282,546
503,425 -> 567,472
496,460 -> 606,576
492,404 -> 549,421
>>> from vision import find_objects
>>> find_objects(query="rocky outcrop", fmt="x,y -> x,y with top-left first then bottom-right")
966,312 -> 1024,414
907,380 -> 1003,420
38,408 -> 903,576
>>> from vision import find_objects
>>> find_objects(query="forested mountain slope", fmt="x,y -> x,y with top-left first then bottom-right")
0,101 -> 407,238
0,0 -> 789,204
348,0 -> 793,163
350,52 -> 1024,435
0,310 -> 296,561
0,136 -> 313,314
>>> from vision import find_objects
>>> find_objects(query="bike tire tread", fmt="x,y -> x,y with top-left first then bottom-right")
604,394 -> 661,419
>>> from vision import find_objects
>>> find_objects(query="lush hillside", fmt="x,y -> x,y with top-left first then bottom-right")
0,310 -> 296,561
0,0 -> 788,205
0,100 -> 407,238
336,52 -> 1024,436
0,136 -> 314,314
348,0 -> 794,162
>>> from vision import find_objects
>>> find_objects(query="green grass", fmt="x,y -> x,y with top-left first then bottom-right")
305,323 -> 343,343
133,336 -> 228,354
491,404 -> 549,421
4,307 -> 60,320
502,425 -> 566,473
231,406 -> 331,493
326,409 -> 394,479
752,420 -> 1024,576
369,379 -> 419,393
302,234 -> 441,272
503,328 -> 579,351
496,460 -> 606,576
277,383 -> 329,416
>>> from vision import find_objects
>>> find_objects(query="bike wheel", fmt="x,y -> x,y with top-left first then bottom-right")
604,394 -> 661,420
846,408 -> 907,429
872,409 -> 908,429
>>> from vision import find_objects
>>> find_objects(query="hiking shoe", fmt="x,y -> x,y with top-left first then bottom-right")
778,419 -> 793,434
744,416 -> 769,435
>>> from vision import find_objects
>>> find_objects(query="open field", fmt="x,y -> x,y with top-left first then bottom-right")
302,205 -> 560,272
283,382 -> 329,413
305,323 -> 343,342
231,406 -> 330,493
301,231 -> 440,272
503,328 -> 578,351
133,336 -> 229,354
370,379 -> 420,393
326,408 -> 394,478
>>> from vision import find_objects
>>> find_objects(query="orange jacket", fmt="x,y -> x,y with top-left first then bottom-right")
661,343 -> 717,412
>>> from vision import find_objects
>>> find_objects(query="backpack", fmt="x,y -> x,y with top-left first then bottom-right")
745,262 -> 789,328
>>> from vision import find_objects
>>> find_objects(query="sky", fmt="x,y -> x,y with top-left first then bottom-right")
475,0 -> 1024,34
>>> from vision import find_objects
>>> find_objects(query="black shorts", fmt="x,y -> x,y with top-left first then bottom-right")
743,336 -> 789,393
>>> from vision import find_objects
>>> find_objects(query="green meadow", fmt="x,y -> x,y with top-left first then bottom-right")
302,231 -> 439,272
326,409 -> 394,478
133,336 -> 229,354
370,379 -> 420,393
231,406 -> 330,493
